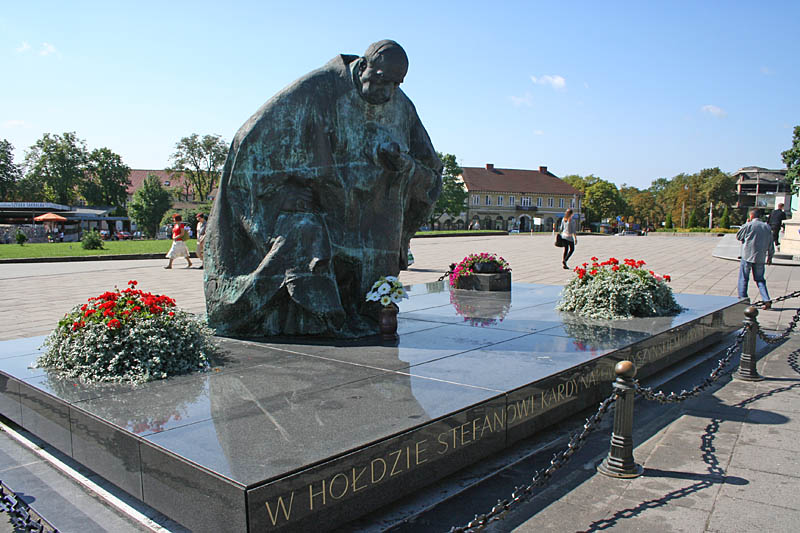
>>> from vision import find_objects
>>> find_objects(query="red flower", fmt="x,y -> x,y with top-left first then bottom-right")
85,309 -> 96,317
612,265 -> 620,271
664,275 -> 671,282
591,256 -> 598,261
133,306 -> 142,312
590,269 -> 598,276
168,311 -> 175,317
103,309 -> 115,317
107,318 -> 122,329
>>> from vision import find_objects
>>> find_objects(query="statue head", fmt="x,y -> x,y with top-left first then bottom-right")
357,40 -> 408,105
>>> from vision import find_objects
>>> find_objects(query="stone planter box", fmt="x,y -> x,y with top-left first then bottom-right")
455,271 -> 511,291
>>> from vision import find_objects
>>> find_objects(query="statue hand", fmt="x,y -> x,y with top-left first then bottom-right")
378,142 -> 412,173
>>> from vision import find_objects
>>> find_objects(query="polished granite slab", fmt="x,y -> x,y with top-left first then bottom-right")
0,282 -> 746,532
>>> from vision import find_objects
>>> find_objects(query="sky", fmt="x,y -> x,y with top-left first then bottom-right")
1,1 -> 798,190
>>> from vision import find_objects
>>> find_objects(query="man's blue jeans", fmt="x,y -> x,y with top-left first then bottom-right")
738,259 -> 770,301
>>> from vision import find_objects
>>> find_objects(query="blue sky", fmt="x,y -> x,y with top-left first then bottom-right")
1,1 -> 797,189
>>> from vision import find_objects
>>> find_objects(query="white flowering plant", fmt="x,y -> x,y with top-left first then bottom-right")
37,280 -> 218,384
365,275 -> 409,307
557,257 -> 681,319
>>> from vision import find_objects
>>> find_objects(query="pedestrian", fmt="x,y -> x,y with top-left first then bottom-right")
164,214 -> 193,269
195,213 -> 207,269
736,208 -> 774,308
767,202 -> 787,249
560,208 -> 578,269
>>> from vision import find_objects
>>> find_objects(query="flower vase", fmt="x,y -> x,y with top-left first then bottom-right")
379,305 -> 399,341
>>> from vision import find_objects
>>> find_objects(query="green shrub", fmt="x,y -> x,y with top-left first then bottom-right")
557,257 -> 681,319
15,231 -> 27,245
37,281 -> 217,384
81,229 -> 104,250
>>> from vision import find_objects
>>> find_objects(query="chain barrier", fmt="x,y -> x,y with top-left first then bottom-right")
753,306 -> 800,345
449,392 -> 618,533
635,327 -> 747,403
0,480 -> 60,533
752,289 -> 800,310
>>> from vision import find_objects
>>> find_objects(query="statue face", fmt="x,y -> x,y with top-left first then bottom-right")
358,54 -> 404,105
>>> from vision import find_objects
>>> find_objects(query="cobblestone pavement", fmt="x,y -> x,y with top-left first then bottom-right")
1,234 -> 797,341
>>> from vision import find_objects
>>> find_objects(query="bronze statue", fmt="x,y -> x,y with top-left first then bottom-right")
205,40 -> 442,337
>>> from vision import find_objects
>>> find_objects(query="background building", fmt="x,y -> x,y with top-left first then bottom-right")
458,164 -> 583,231
733,166 -> 789,212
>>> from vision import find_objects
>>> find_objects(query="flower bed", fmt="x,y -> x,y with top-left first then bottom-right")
37,280 -> 218,384
449,253 -> 511,287
557,257 -> 681,319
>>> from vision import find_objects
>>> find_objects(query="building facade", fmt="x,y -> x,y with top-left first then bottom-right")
457,164 -> 582,231
733,166 -> 789,211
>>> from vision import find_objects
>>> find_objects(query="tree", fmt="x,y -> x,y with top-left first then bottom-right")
698,167 -> 735,217
719,205 -> 730,229
665,212 -> 673,229
585,180 -> 622,222
431,153 -> 467,225
687,208 -> 699,228
24,132 -> 88,205
81,147 -> 131,207
169,134 -> 228,202
0,139 -> 22,201
782,125 -> 800,197
128,174 -> 172,238
562,174 -> 605,222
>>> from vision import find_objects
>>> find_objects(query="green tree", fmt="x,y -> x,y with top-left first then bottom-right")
169,134 -> 228,202
665,212 -> 673,229
0,139 -> 22,201
585,180 -> 622,222
687,208 -> 699,228
128,174 -> 172,238
81,147 -> 131,207
719,205 -> 730,229
24,132 -> 88,205
562,174 -> 604,222
782,125 -> 800,197
431,152 -> 466,225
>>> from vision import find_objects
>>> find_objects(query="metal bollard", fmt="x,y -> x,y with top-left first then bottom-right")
597,360 -> 643,478
735,306 -> 764,381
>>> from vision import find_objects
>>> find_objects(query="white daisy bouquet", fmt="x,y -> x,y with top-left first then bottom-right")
365,276 -> 409,307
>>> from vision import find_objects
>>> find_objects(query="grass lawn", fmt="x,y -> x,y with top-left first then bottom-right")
0,239 -> 197,259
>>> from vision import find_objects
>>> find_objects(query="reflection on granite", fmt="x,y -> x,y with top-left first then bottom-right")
146,370 -> 499,486
0,335 -> 46,359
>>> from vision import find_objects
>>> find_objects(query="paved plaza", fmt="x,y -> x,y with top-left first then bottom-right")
1,233 -> 799,532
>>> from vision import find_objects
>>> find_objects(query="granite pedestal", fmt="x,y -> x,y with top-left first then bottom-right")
0,282 -> 745,532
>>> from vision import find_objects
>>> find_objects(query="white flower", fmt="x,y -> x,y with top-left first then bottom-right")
385,276 -> 398,282
390,292 -> 403,304
394,287 -> 408,299
366,292 -> 380,302
380,295 -> 392,306
377,282 -> 391,295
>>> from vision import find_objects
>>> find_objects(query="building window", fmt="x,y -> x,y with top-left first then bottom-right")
472,195 -> 480,205
570,197 -> 576,208
521,196 -> 531,207
559,198 -> 564,208
485,195 -> 491,206
497,196 -> 503,206
548,197 -> 554,207
577,198 -> 581,210
164,181 -> 170,187
536,197 -> 542,207
509,196 -> 515,206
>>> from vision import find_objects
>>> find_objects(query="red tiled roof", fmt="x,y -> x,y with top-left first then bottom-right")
127,169 -> 190,195
460,166 -> 583,196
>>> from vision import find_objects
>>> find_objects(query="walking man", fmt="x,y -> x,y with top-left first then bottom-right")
737,209 -> 774,308
767,202 -> 787,249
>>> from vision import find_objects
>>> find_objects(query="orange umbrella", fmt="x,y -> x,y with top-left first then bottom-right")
34,212 -> 67,222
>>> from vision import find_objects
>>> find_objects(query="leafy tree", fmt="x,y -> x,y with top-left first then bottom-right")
0,139 -> 22,201
719,205 -> 730,229
169,134 -> 228,202
562,174 -> 605,222
81,148 -> 131,207
585,180 -> 622,222
430,153 -> 467,225
665,212 -> 673,229
24,132 -> 88,205
128,174 -> 172,238
782,125 -> 800,197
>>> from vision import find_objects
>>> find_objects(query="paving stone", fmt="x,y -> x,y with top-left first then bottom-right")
708,494 -> 800,532
729,442 -> 800,477
590,497 -> 710,532
718,466 -> 800,510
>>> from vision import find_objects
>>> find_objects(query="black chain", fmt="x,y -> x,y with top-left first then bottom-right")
755,306 -> 800,344
0,481 -> 60,533
752,289 -> 800,309
448,392 -> 618,533
635,328 -> 747,403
